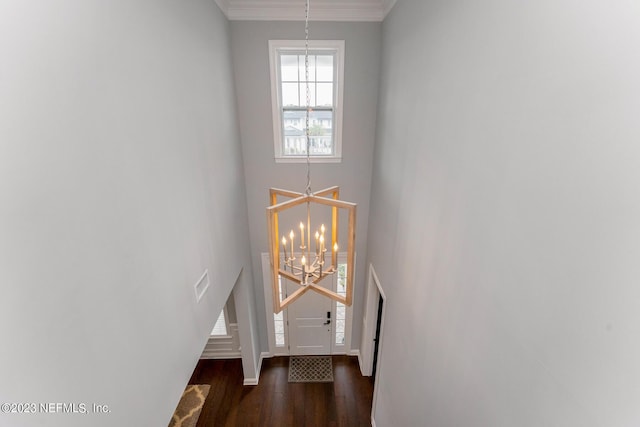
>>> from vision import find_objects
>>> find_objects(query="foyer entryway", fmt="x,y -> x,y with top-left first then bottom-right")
261,253 -> 353,356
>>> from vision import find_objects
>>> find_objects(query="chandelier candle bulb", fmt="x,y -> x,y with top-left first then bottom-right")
315,231 -> 320,255
299,222 -> 305,248
301,255 -> 306,281
289,230 -> 294,257
282,236 -> 287,262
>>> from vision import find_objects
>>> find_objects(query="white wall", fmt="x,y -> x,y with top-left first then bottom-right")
230,21 -> 381,352
0,1 -> 250,426
370,0 -> 640,426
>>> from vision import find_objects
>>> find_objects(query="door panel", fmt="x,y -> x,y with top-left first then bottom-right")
287,281 -> 332,355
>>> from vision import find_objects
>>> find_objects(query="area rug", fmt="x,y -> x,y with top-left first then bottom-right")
288,356 -> 334,383
168,384 -> 210,427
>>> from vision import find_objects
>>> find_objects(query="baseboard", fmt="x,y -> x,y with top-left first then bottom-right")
243,351 -> 269,386
200,353 -> 242,360
349,349 -> 364,374
257,351 -> 268,378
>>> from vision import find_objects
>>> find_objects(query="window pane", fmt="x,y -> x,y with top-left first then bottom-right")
283,110 -> 305,155
299,83 -> 316,106
211,310 -> 227,336
282,82 -> 300,107
298,54 -> 316,81
278,275 -> 284,302
274,276 -> 286,347
280,55 -> 299,81
337,263 -> 347,292
275,320 -> 284,334
309,109 -> 332,155
316,82 -> 333,107
336,304 -> 345,320
309,110 -> 332,134
316,55 -> 333,81
336,332 -> 345,345
283,109 -> 333,156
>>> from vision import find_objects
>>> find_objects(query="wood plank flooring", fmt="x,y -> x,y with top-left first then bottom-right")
188,356 -> 373,427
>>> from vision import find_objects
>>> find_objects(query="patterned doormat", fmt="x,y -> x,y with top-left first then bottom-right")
288,356 -> 334,383
168,384 -> 210,427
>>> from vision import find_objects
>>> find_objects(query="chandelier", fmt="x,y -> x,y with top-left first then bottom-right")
266,0 -> 356,313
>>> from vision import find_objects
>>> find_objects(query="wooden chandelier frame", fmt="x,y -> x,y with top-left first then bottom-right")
267,186 -> 356,313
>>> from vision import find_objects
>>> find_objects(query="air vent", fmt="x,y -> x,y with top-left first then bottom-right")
194,270 -> 210,303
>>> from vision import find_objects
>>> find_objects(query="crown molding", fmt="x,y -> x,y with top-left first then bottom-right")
214,0 -> 397,22
214,0 -> 229,16
381,0 -> 398,18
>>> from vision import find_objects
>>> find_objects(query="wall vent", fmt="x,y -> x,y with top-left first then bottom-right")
194,270 -> 210,303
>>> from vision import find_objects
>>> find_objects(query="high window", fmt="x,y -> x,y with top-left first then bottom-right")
269,40 -> 345,163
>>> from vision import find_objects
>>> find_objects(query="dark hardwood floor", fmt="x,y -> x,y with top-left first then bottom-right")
188,356 -> 374,427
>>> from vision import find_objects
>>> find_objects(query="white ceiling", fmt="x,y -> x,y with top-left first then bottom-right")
214,0 -> 398,22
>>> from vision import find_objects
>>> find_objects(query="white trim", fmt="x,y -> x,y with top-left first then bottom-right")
275,156 -> 342,164
367,264 -> 387,425
360,264 -> 383,375
350,348 -> 363,371
201,323 -> 241,359
243,379 -> 259,386
243,351 -> 269,385
222,0 -> 387,22
381,0 -> 398,17
268,40 -> 345,163
194,269 -> 210,303
215,0 -> 398,22
213,0 -> 230,16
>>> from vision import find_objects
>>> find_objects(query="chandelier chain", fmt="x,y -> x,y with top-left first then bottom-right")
304,0 -> 312,196
266,0 -> 356,313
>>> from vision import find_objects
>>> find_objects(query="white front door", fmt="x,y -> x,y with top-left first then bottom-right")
261,252 -> 354,356
286,281 -> 333,355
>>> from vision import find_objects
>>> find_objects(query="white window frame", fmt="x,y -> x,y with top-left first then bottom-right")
269,39 -> 345,163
